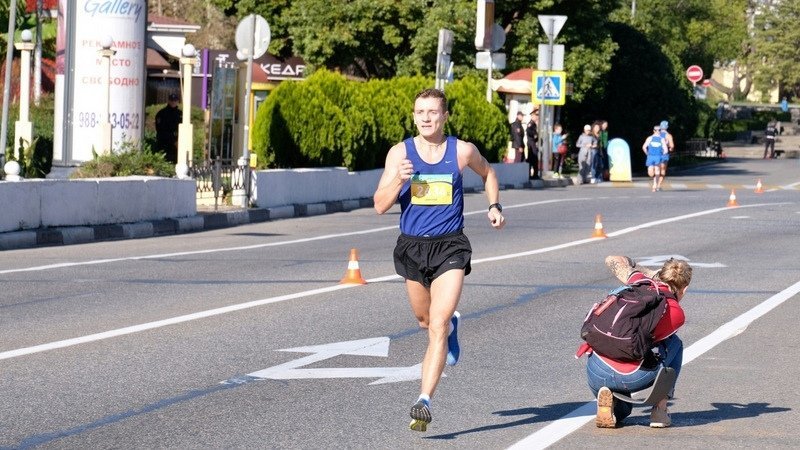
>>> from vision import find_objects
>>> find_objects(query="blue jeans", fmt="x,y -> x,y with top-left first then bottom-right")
586,334 -> 683,421
591,149 -> 604,181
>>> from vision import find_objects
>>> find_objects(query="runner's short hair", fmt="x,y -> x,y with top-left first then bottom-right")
414,88 -> 448,112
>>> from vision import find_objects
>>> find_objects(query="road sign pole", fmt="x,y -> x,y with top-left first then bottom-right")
542,19 -> 556,176
486,52 -> 493,102
240,14 -> 255,207
234,13 -> 270,202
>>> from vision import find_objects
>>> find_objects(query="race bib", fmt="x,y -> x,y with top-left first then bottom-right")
410,174 -> 453,205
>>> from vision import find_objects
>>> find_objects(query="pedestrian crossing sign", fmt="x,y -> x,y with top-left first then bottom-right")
532,70 -> 566,105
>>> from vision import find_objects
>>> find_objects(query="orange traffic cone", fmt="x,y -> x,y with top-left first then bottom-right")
726,189 -> 739,207
592,214 -> 607,238
340,248 -> 367,285
754,179 -> 764,194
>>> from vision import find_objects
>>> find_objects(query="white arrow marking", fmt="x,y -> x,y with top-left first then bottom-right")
636,254 -> 726,268
241,337 -> 423,385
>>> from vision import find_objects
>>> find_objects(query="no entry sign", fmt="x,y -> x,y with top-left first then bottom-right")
686,65 -> 703,84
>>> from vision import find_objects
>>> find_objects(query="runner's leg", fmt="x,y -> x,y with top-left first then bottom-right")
419,269 -> 463,397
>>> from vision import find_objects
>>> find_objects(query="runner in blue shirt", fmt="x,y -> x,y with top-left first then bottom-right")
642,125 -> 666,192
658,120 -> 675,191
373,88 -> 506,432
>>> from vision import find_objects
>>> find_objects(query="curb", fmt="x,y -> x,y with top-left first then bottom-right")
0,179 -> 573,252
0,198 -> 370,251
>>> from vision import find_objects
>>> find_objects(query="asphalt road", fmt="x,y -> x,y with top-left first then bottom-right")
1,157 -> 799,449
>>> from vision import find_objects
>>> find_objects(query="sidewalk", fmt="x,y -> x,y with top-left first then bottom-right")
720,132 -> 800,159
0,177 -> 571,251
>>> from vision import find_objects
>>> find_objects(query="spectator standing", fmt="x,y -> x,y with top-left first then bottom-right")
155,93 -> 182,164
575,124 -> 597,184
551,124 -> 567,178
510,112 -> 525,163
764,120 -> 778,159
600,120 -> 609,180
526,116 -> 539,179
590,122 -> 604,184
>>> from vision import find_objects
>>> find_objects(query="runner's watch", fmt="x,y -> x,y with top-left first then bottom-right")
488,203 -> 503,213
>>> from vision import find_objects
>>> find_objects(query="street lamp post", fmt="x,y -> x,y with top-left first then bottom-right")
176,43 -> 196,179
97,35 -> 116,155
14,29 -> 35,161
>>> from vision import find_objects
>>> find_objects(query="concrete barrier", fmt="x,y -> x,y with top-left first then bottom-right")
251,163 -> 529,209
0,177 -> 196,233
0,164 -> 528,234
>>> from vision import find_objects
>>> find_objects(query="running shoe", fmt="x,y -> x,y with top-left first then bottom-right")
649,405 -> 671,428
595,386 -> 617,428
409,400 -> 432,432
446,311 -> 461,366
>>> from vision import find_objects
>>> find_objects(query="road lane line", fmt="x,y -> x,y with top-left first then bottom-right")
0,199 -> 589,275
506,278 -> 800,450
0,202 -> 787,361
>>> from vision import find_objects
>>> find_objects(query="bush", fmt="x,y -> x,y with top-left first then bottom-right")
69,141 -> 174,178
444,75 -> 508,163
252,69 -> 508,170
3,93 -> 56,178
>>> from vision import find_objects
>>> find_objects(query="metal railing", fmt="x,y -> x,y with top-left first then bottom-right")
189,157 -> 251,210
683,138 -> 722,158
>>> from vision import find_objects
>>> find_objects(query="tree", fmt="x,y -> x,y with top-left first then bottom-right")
229,0 -> 620,104
750,0 -> 800,100
147,0 -> 237,50
611,0 -> 749,100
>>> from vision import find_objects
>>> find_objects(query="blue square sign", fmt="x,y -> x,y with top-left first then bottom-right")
533,70 -> 566,105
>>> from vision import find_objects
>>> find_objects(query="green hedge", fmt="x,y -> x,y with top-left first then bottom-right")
3,93 -> 56,178
252,70 -> 508,171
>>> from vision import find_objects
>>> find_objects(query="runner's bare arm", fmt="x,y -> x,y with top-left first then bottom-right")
461,140 -> 505,229
374,143 -> 411,214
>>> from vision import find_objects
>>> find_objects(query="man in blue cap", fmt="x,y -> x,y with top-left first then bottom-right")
658,120 -> 674,191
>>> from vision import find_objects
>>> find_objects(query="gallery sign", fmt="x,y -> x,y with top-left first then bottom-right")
56,0 -> 147,164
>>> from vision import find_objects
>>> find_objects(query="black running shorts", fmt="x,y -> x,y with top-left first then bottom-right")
393,230 -> 472,288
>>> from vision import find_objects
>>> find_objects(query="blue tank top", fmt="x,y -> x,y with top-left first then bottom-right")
647,135 -> 665,156
398,136 -> 464,237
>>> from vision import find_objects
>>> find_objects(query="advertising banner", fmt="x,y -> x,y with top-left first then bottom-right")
607,138 -> 632,182
64,0 -> 147,162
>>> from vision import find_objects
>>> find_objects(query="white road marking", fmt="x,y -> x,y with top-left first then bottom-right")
506,278 -> 800,450
0,201 -> 789,362
0,226 -> 399,275
0,199 -> 589,276
636,255 -> 726,268
239,337 -> 423,385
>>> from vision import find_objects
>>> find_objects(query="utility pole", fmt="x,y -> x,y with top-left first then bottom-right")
536,15 -> 567,178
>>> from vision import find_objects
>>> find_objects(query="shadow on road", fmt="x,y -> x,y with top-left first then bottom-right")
425,401 -> 588,440
622,402 -> 791,428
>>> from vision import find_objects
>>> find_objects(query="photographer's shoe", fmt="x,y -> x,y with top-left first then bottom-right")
649,405 -> 671,428
596,387 -> 617,428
